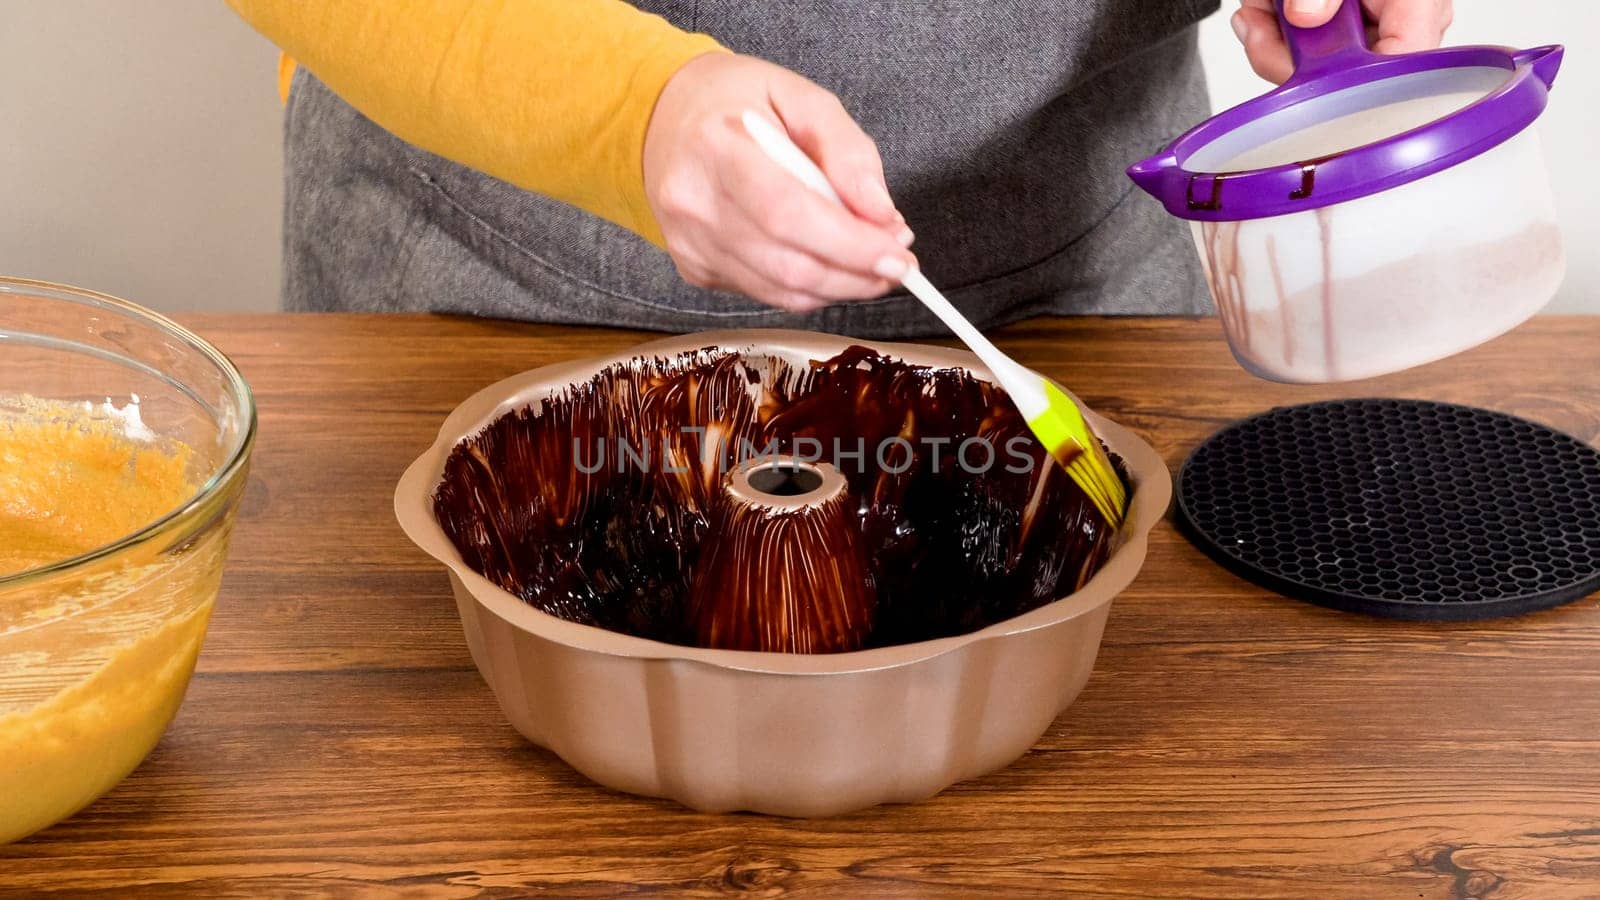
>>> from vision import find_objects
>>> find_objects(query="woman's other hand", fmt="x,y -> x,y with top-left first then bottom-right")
1231,0 -> 1453,83
643,53 -> 916,313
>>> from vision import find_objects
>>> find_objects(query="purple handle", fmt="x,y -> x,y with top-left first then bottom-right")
1276,0 -> 1373,80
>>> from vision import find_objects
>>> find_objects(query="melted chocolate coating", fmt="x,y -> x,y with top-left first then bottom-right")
689,462 -> 875,653
432,347 -> 1120,651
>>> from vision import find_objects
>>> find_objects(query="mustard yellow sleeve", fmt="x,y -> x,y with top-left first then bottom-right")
227,0 -> 726,246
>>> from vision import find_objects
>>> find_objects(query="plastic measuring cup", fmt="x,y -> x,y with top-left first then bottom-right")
1128,0 -> 1565,383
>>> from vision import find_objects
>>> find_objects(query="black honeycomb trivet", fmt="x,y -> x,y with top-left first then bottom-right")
1176,399 -> 1600,621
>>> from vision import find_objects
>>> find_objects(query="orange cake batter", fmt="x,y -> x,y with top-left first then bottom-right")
1,397 -> 225,844
0,397 -> 194,576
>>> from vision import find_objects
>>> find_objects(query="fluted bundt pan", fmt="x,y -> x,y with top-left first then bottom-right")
395,330 -> 1170,817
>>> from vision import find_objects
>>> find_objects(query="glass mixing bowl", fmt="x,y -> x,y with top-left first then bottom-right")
0,278 -> 255,843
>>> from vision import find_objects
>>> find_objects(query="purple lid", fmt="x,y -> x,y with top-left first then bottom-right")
1127,0 -> 1563,221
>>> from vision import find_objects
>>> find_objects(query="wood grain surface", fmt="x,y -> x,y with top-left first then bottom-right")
3,314 -> 1599,898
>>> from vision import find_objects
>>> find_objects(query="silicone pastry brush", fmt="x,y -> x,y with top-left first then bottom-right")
739,110 -> 1126,527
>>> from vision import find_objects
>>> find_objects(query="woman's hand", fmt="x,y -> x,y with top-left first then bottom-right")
1231,0 -> 1453,83
643,53 -> 915,313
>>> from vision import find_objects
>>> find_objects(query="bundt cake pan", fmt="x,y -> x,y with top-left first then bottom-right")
394,329 -> 1170,817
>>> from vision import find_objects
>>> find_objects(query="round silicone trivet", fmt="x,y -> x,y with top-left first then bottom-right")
1176,399 -> 1600,620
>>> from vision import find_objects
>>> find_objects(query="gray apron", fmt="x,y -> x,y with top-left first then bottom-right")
283,0 -> 1218,338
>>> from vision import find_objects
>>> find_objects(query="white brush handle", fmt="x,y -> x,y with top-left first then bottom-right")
738,110 -> 1046,417
739,110 -> 844,206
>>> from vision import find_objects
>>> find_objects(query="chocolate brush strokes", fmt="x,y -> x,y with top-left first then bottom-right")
432,347 -> 1122,652
690,458 -> 875,653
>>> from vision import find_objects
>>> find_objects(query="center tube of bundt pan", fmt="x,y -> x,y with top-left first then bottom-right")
687,456 -> 876,653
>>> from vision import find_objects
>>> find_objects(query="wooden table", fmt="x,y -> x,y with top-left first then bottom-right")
4,314 -> 1599,898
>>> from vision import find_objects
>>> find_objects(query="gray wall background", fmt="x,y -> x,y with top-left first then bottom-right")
1,2 -> 282,313
2,1 -> 1593,314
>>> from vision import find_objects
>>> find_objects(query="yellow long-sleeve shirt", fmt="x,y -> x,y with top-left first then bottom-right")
227,0 -> 726,247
